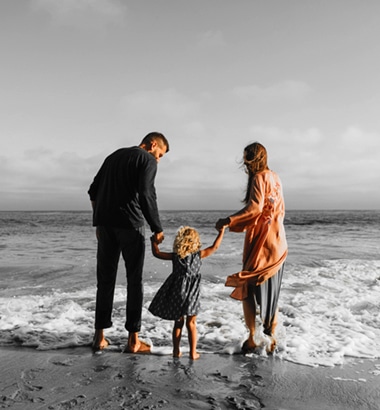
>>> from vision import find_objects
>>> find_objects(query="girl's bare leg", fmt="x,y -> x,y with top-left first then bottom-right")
242,299 -> 257,350
186,315 -> 200,360
172,317 -> 184,358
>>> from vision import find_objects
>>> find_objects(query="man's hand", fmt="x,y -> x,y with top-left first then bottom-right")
152,231 -> 164,244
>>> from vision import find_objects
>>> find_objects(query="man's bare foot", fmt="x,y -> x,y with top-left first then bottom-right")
190,352 -> 200,360
92,330 -> 109,351
124,333 -> 151,354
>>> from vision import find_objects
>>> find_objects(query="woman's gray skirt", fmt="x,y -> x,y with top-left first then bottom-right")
249,263 -> 285,336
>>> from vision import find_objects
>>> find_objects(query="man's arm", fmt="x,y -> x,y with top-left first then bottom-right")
138,156 -> 163,234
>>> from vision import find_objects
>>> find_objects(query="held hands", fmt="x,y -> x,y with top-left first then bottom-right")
215,217 -> 230,231
151,231 -> 164,244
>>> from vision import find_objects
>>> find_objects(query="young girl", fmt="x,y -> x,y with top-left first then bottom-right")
149,226 -> 225,360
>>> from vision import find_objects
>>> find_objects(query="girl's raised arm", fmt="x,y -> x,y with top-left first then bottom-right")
200,226 -> 225,259
150,237 -> 173,260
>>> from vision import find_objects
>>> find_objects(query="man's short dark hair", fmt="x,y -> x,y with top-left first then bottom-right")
141,132 -> 169,152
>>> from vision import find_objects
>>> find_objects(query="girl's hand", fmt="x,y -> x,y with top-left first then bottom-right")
200,223 -> 226,258
216,224 -> 226,233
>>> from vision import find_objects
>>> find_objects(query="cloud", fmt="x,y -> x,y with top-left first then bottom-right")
118,88 -> 246,209
1,112 -> 379,211
196,30 -> 226,48
118,88 -> 206,144
340,126 -> 379,157
244,125 -> 380,209
121,89 -> 200,124
0,149 -> 97,210
1,127 -> 379,211
233,80 -> 312,102
117,87 -> 379,210
31,0 -> 128,29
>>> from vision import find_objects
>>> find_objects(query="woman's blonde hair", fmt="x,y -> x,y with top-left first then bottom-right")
242,142 -> 269,204
173,226 -> 201,259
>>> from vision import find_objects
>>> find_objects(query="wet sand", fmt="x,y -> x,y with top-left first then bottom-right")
1,346 -> 379,409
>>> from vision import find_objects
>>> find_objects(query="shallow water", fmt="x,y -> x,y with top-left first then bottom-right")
0,210 -> 379,368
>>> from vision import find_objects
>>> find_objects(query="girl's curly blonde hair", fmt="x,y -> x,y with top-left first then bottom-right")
173,226 -> 201,259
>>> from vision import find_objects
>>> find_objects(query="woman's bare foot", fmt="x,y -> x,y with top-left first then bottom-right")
92,330 -> 109,351
190,352 -> 200,360
266,337 -> 277,354
241,339 -> 256,354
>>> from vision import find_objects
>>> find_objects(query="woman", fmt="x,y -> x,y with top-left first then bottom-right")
216,142 -> 287,353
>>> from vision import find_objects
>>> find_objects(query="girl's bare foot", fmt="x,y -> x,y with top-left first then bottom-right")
190,352 -> 200,360
173,350 -> 182,358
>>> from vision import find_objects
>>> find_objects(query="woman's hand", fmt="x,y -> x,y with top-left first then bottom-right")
215,217 -> 230,231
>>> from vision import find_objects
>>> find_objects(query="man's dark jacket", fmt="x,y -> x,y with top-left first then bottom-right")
88,146 -> 162,233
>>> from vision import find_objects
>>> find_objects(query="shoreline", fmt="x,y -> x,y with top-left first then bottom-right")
1,346 -> 379,409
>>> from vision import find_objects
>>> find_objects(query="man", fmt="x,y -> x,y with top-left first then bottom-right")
88,132 -> 169,352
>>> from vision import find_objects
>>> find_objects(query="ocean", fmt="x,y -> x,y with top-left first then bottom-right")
0,210 -> 379,368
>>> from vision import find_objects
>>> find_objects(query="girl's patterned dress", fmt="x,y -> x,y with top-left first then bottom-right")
148,251 -> 202,320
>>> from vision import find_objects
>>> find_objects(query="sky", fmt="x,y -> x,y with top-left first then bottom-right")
1,0 -> 379,211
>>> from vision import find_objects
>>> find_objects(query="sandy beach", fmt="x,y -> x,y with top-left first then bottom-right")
1,346 -> 379,410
